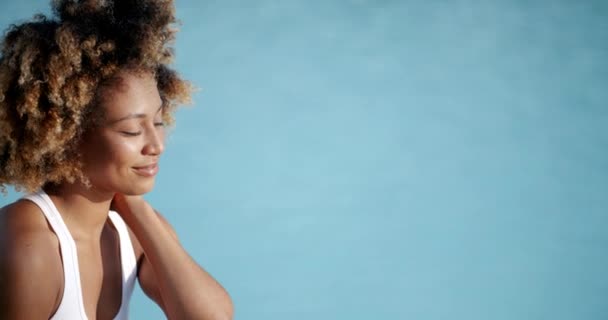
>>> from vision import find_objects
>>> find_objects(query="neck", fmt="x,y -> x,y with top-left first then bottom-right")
43,182 -> 114,241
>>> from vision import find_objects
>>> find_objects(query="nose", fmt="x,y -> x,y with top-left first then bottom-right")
142,126 -> 164,156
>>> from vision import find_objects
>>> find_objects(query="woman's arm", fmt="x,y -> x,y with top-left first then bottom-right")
0,203 -> 63,319
111,194 -> 233,320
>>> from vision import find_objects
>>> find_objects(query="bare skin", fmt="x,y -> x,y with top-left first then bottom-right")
0,71 -> 233,320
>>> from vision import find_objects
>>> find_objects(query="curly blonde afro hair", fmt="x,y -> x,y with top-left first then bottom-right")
0,0 -> 192,193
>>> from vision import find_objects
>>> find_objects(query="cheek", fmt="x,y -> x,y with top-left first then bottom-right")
83,137 -> 141,174
107,140 -> 140,167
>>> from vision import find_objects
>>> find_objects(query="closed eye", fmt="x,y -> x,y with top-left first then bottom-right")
121,131 -> 142,136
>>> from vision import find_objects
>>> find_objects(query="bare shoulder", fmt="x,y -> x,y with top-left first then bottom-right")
0,199 -> 59,244
0,200 -> 63,318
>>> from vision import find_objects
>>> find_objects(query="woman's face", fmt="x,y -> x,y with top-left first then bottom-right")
80,71 -> 165,196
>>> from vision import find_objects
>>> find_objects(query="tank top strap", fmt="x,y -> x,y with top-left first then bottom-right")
108,211 -> 138,319
22,191 -> 137,320
22,191 -> 89,320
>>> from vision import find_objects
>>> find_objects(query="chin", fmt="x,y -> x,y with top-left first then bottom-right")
87,172 -> 156,195
118,179 -> 156,196
129,183 -> 155,195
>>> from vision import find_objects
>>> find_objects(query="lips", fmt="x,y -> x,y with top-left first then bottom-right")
132,163 -> 159,177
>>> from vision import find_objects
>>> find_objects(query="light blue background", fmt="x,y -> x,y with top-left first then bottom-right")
1,0 -> 607,319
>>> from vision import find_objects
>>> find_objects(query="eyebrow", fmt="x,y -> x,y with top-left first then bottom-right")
109,105 -> 163,124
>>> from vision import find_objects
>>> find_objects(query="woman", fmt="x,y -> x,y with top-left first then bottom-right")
0,0 -> 233,319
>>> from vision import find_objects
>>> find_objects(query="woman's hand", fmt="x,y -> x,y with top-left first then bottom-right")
109,193 -> 234,319
110,193 -> 150,221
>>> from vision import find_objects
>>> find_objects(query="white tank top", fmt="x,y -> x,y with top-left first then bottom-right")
23,191 -> 137,320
